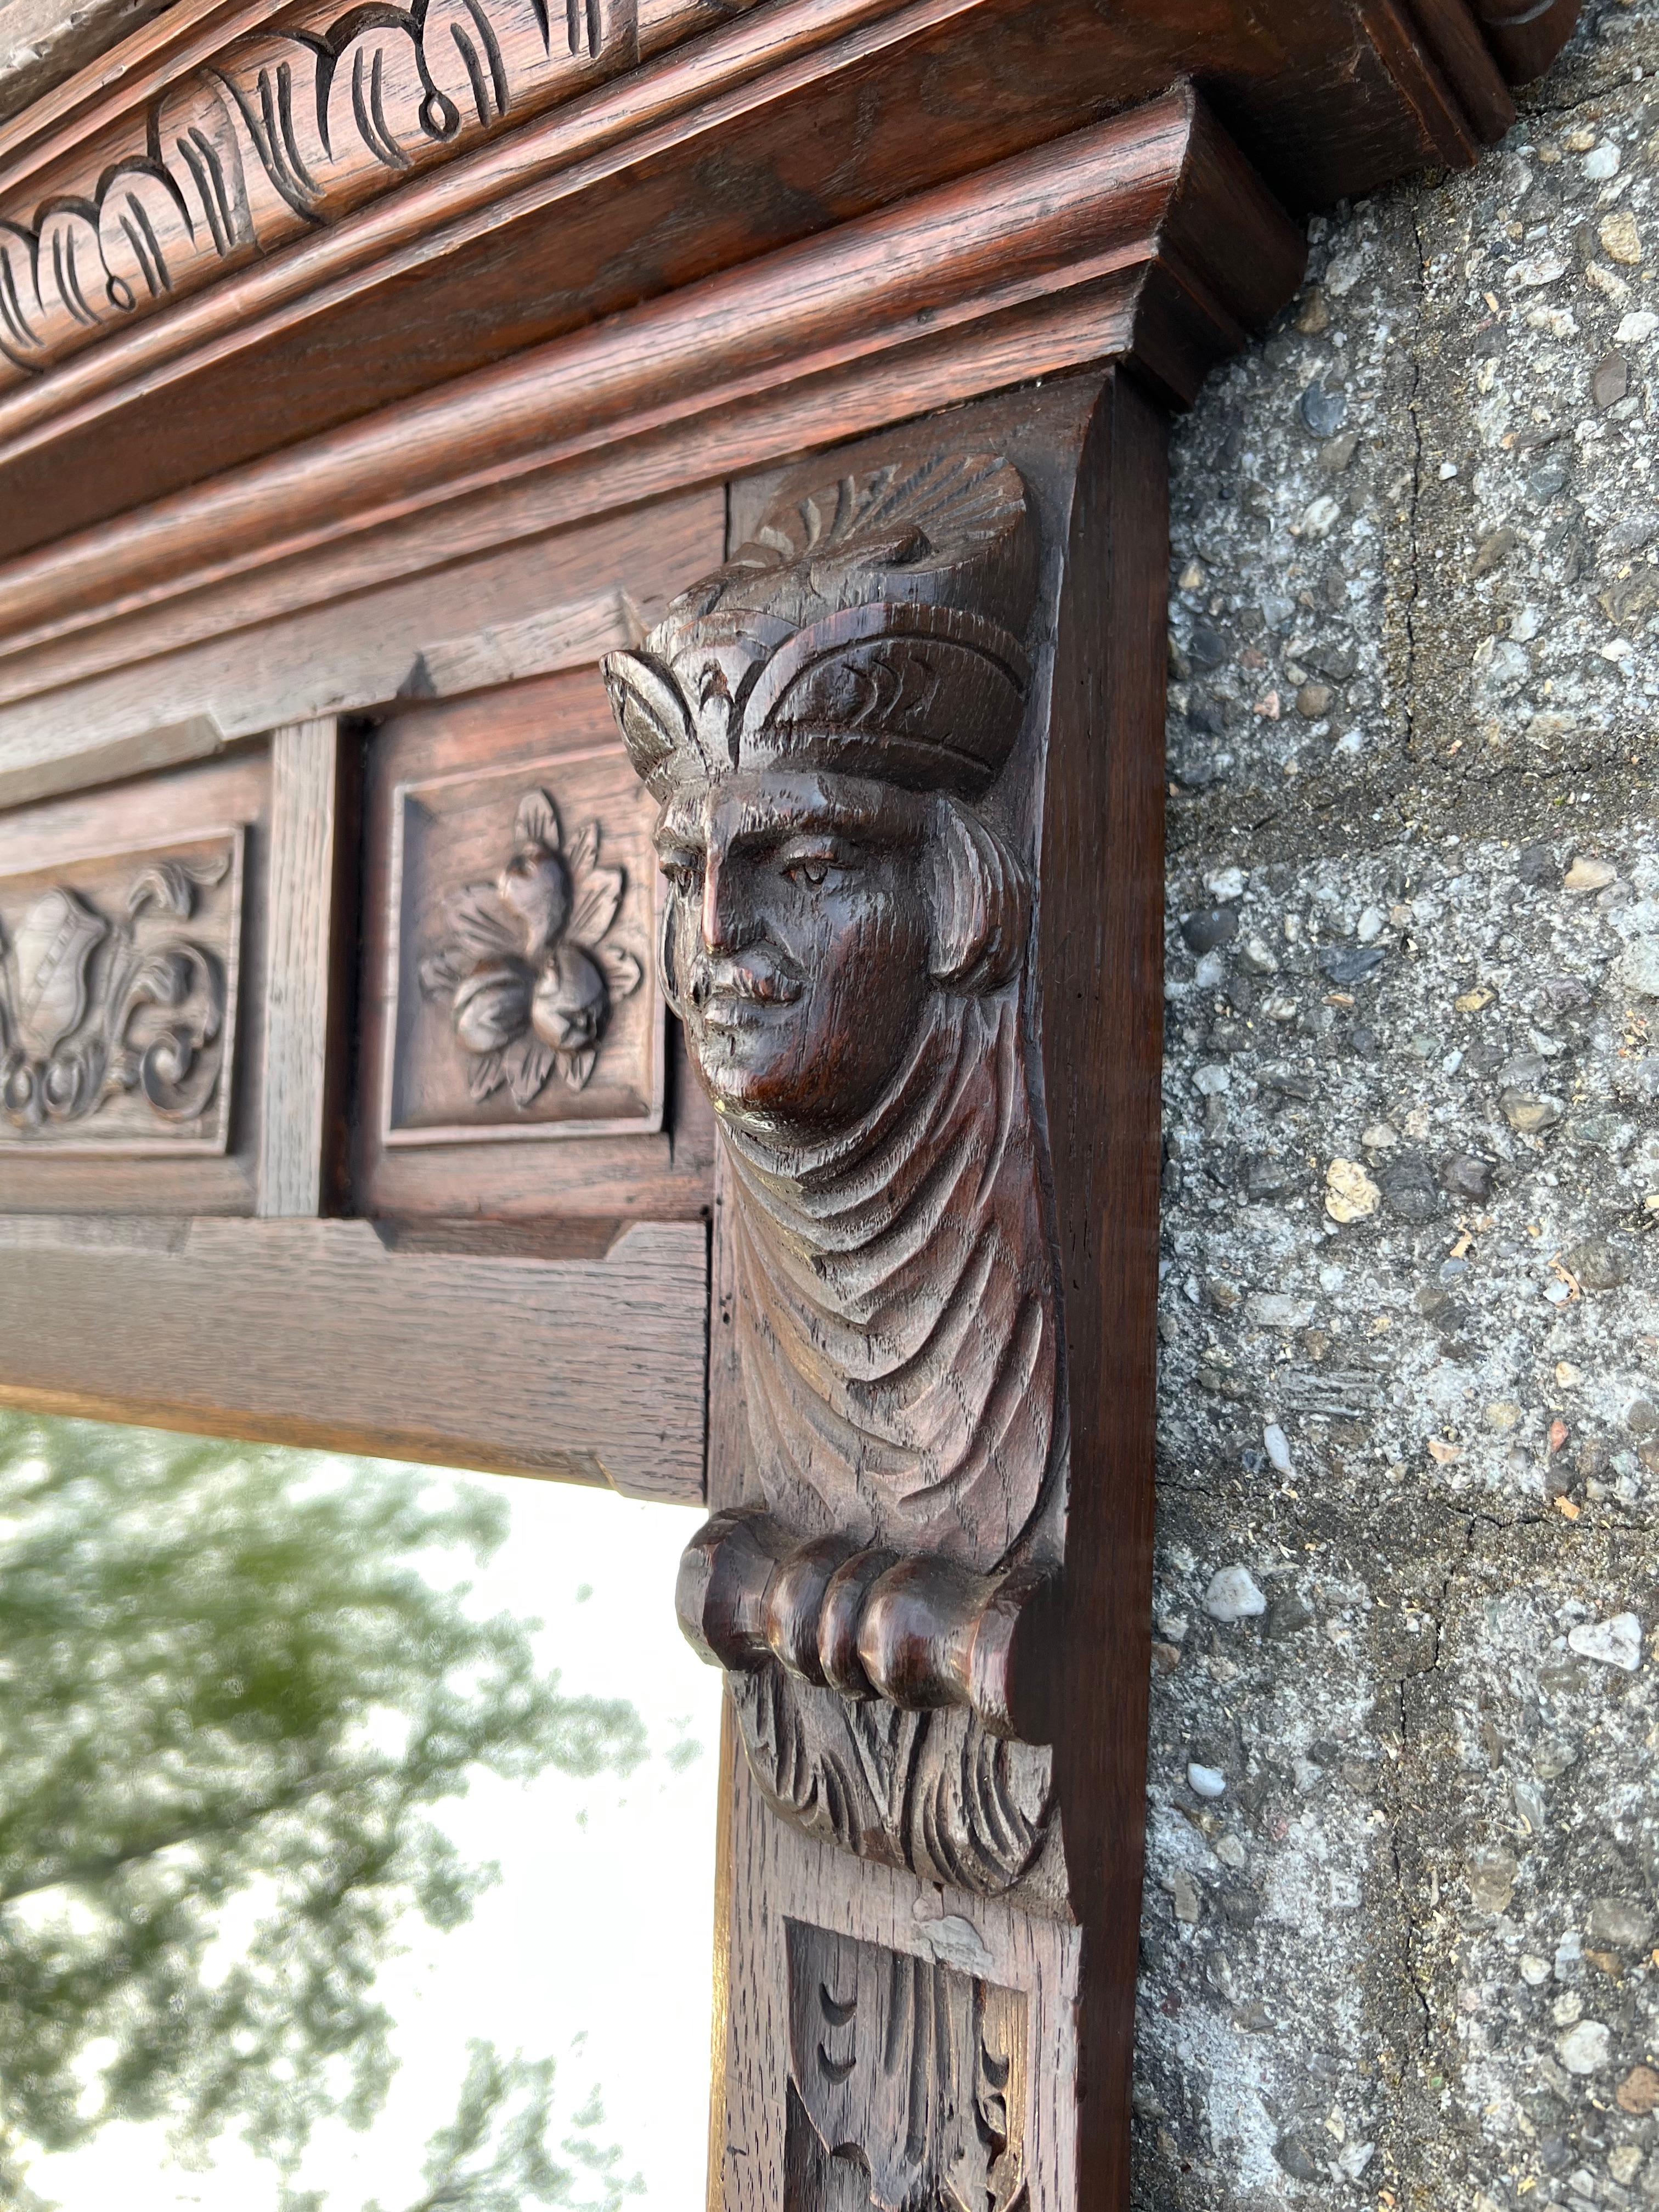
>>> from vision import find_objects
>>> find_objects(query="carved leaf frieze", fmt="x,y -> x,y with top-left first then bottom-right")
786,1922 -> 1029,2212
0,0 -> 636,381
0,830 -> 242,1151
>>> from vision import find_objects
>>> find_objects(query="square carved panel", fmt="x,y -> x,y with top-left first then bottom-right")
0,826 -> 244,1154
384,747 -> 663,1144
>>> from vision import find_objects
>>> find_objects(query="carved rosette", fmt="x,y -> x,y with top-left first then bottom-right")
0,833 -> 241,1149
604,453 -> 1066,1899
419,786 -> 642,1109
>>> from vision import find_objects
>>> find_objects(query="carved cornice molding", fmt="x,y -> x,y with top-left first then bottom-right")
0,0 -> 639,382
0,0 -> 1581,582
0,91 -> 1304,706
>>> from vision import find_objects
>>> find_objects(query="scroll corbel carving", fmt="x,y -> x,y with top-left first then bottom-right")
679,1511 -> 1058,1745
605,452 -> 1068,1900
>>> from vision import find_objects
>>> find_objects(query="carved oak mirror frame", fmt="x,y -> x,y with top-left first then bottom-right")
0,0 -> 1583,2204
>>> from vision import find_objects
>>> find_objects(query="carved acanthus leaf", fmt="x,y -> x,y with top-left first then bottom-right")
787,1923 -> 1029,2212
0,836 -> 239,1144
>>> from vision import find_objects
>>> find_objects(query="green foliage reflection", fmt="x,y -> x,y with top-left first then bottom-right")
0,1414 -> 648,2210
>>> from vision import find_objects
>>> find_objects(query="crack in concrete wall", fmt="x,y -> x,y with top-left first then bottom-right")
1140,5 -> 1659,2204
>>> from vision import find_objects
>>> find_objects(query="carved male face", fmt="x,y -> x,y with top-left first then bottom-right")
654,768 -> 938,1142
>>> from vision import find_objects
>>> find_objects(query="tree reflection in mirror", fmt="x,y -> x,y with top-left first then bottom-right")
0,1415 -> 720,2211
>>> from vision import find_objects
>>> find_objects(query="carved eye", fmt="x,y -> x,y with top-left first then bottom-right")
781,844 -> 847,889
661,854 -> 700,896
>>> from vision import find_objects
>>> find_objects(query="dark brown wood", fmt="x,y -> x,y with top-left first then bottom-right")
390,757 -> 658,1138
356,658 -> 718,1222
0,486 -> 726,814
0,91 -> 1302,702
0,1214 -> 709,1498
604,373 -> 1167,2210
0,0 -> 1582,561
1465,0 -> 1584,83
1042,364 -> 1168,2212
0,5 -> 1595,2201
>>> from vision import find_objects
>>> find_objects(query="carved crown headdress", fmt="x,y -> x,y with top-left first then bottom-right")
602,454 -> 1036,801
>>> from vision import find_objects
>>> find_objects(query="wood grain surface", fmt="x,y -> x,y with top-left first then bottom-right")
0,92 -> 1302,695
0,710 -> 225,814
0,1214 -> 709,1498
258,719 -> 354,1216
0,743 -> 268,1212
357,647 -> 717,1223
0,6 -> 1593,2194
0,488 -> 726,822
0,0 -> 1579,564
665,376 -> 1168,2208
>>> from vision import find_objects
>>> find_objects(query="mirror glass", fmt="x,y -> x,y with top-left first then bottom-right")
0,1414 -> 721,2212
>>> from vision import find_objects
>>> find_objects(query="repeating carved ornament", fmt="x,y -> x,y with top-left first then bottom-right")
603,450 -> 1066,1898
0,833 -> 240,1146
787,1922 -> 1028,2212
0,0 -> 635,380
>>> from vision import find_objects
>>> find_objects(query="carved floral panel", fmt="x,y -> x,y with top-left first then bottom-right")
386,747 -> 662,1142
0,828 -> 243,1153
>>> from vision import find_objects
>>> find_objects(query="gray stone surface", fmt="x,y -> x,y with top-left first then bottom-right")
1138,4 -> 1659,2205
0,0 -> 176,125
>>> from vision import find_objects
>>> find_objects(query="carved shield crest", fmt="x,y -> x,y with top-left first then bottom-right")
10,889 -> 106,1057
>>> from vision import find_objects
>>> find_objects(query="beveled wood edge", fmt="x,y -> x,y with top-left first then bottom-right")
0,709 -> 225,811
258,719 -> 354,1216
0,90 -> 1306,699
0,0 -> 1575,438
0,1214 -> 710,1497
0,0 -> 936,458
0,492 -> 721,808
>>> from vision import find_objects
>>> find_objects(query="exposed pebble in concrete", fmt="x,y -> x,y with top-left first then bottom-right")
1138,4 -> 1659,2204
1566,1612 -> 1644,1670
1205,1565 -> 1269,1622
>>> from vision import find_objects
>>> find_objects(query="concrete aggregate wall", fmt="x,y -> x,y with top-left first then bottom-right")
1138,4 -> 1659,2207
0,0 -> 1653,2202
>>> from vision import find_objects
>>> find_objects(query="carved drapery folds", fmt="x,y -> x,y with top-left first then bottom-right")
0,830 -> 241,1149
605,452 -> 1065,1898
0,0 -> 635,378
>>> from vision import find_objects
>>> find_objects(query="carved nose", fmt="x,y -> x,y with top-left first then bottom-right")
701,856 -> 742,953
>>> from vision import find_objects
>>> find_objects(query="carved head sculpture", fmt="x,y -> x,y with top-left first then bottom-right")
605,454 -> 1059,1581
604,450 -> 1061,1891
603,455 -> 1037,1144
